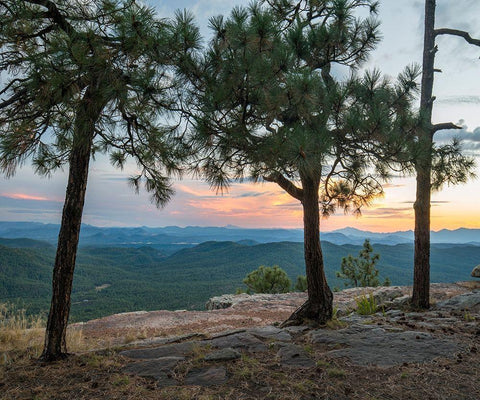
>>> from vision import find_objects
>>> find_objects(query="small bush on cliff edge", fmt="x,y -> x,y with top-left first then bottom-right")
336,239 -> 390,288
241,265 -> 292,294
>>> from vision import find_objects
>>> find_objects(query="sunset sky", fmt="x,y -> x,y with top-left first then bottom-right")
1,0 -> 480,232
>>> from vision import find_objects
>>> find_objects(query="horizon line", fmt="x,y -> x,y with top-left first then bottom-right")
0,220 -> 478,234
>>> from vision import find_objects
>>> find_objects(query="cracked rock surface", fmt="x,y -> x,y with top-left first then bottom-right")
120,289 -> 479,388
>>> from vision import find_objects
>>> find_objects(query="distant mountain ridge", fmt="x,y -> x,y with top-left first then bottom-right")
0,221 -> 479,249
1,239 -> 479,322
330,226 -> 480,246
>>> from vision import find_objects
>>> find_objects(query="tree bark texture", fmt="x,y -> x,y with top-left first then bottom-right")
412,0 -> 436,309
282,173 -> 333,326
41,84 -> 104,361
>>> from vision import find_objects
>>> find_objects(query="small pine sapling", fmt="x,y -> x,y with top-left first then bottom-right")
336,240 -> 390,288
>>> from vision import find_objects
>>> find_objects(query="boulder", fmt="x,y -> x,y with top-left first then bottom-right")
436,291 -> 480,312
371,286 -> 404,305
471,265 -> 480,278
391,294 -> 411,308
205,294 -> 251,310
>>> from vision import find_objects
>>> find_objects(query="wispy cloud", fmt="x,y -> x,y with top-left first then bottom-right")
234,191 -> 273,198
2,193 -> 51,201
363,207 -> 413,219
435,0 -> 480,33
382,183 -> 406,189
435,127 -> 480,142
437,96 -> 480,105
176,184 -> 218,198
9,209 -> 59,215
98,175 -> 130,182
399,200 -> 450,204
273,201 -> 302,210
434,127 -> 480,154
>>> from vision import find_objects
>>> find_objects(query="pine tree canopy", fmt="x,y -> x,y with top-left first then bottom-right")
179,0 -> 421,215
0,0 -> 199,206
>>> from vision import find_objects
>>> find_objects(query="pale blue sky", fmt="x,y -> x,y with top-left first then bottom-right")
1,0 -> 480,230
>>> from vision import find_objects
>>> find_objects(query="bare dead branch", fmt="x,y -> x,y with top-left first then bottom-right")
434,28 -> 480,47
432,122 -> 462,134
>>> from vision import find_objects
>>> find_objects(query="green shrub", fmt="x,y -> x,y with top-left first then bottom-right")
336,239 -> 390,288
294,275 -> 307,292
355,293 -> 377,315
242,265 -> 291,294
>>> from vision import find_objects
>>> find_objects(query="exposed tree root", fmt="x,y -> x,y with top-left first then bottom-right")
280,299 -> 332,328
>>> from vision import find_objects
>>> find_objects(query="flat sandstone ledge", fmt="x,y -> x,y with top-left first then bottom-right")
77,282 -> 480,346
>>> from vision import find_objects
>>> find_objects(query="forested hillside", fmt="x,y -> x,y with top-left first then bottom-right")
1,240 -> 478,322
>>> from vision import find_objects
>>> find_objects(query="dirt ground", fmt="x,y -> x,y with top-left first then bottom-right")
1,324 -> 478,400
1,282 -> 479,400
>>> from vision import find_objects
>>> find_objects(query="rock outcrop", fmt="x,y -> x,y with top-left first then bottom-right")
122,289 -> 480,388
207,286 -> 406,314
436,291 -> 480,312
472,265 -> 480,278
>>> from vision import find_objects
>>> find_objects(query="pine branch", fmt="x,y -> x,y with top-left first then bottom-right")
0,89 -> 28,110
432,122 -> 462,134
434,28 -> 480,47
25,0 -> 77,37
321,62 -> 335,87
16,24 -> 56,39
263,172 -> 304,201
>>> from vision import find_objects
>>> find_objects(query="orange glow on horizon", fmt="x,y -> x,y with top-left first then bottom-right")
2,171 -> 479,233
2,193 -> 50,201
173,177 -> 480,233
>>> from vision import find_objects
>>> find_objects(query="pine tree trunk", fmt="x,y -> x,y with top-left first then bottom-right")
282,174 -> 333,326
413,164 -> 431,308
412,0 -> 436,309
40,84 -> 104,361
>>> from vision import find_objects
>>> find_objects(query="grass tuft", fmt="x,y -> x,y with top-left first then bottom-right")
0,302 -> 45,361
0,303 -> 88,364
355,293 -> 377,315
327,367 -> 346,378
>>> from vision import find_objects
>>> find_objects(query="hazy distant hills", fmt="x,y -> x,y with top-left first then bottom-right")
0,237 -> 53,248
328,226 -> 480,246
1,221 -> 478,322
0,221 -> 479,250
1,236 -> 479,322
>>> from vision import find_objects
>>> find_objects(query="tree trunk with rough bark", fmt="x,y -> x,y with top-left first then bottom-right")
40,84 -> 104,361
282,174 -> 333,326
412,0 -> 436,309
413,163 -> 431,309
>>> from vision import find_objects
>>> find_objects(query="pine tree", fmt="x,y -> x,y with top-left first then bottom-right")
242,265 -> 292,294
412,0 -> 477,309
336,239 -> 389,288
0,0 -> 195,360
177,1 -> 419,325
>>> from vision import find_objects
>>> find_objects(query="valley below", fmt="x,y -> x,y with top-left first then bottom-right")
1,221 -> 480,322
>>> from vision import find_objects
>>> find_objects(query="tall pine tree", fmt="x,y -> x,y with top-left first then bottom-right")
177,1 -> 419,325
0,0 -> 196,360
